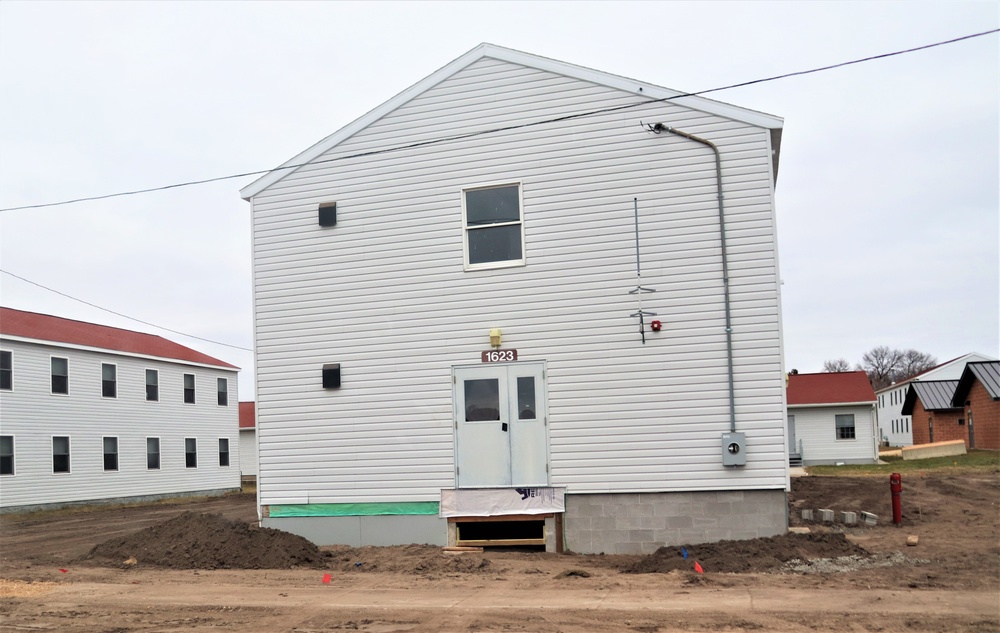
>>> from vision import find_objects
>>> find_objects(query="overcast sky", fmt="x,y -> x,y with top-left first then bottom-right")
1,1 -> 997,399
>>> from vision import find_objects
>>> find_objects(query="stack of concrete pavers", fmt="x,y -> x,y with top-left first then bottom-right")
798,508 -> 878,526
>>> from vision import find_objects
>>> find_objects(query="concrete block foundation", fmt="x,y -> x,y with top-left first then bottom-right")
563,489 -> 787,555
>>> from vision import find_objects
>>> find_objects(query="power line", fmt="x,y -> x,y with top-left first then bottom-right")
0,268 -> 254,353
1,27 -> 996,214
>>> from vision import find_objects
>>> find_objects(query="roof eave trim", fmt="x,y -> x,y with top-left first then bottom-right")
240,42 -> 784,201
0,334 -> 240,371
787,401 -> 876,408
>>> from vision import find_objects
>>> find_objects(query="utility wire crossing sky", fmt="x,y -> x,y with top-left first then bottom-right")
1,28 -> 995,214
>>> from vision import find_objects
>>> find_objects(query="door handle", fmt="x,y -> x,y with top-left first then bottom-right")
501,422 -> 508,432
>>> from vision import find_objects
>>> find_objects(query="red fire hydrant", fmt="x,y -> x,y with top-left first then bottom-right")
890,472 -> 902,526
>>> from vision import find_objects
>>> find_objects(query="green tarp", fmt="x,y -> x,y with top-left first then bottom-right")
268,502 -> 440,518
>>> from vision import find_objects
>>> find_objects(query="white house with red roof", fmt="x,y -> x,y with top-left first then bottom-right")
238,401 -> 257,483
786,371 -> 878,466
0,307 -> 241,511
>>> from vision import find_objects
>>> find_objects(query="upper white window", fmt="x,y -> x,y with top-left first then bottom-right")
462,183 -> 524,270
146,369 -> 159,402
51,357 -> 69,395
183,373 -> 196,404
102,363 -> 117,398
0,351 -> 11,391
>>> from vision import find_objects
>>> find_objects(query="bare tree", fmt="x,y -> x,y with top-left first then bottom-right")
856,346 -> 938,389
822,358 -> 852,372
896,349 -> 937,381
860,346 -> 904,390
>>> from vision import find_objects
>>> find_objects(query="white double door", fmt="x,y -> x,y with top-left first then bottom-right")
453,362 -> 549,488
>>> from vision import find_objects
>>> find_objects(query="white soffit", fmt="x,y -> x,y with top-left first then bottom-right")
240,42 -> 784,201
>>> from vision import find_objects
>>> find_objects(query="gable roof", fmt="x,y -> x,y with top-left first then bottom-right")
952,361 -> 1000,405
874,352 -> 998,394
0,307 -> 238,370
786,371 -> 876,406
240,43 -> 784,201
901,380 -> 960,415
239,401 -> 256,429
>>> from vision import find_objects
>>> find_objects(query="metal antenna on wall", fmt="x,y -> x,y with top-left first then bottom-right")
628,197 -> 656,343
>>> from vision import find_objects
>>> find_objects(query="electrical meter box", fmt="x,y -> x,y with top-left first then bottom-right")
721,432 -> 746,467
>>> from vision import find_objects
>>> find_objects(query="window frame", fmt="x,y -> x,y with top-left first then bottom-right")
0,434 -> 13,476
51,356 -> 69,395
103,436 -> 119,472
52,436 -> 71,473
101,363 -> 117,399
218,438 -> 230,467
183,373 -> 196,404
0,350 -> 11,391
835,414 -> 856,440
185,437 -> 197,468
146,369 -> 159,402
146,437 -> 160,470
217,377 -> 228,407
461,181 -> 526,271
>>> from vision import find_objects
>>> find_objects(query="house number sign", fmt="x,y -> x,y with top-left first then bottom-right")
481,349 -> 518,363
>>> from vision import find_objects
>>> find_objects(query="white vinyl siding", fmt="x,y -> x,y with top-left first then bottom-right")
0,338 -> 239,509
250,57 -> 786,506
788,404 -> 877,465
238,429 -> 257,478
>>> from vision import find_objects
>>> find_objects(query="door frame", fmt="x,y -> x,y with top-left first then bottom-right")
452,361 -> 550,489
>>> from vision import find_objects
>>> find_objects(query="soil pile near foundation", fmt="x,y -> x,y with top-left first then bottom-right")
82,511 -> 331,570
323,544 -> 498,575
624,532 -> 869,574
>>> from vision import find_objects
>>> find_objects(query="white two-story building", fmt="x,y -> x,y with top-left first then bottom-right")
0,307 -> 240,511
241,44 -> 789,553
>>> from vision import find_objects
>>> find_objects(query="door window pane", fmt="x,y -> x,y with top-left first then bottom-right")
465,379 -> 500,421
517,376 -> 537,419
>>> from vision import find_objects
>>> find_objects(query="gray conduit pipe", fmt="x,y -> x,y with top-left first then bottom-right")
653,123 -> 736,433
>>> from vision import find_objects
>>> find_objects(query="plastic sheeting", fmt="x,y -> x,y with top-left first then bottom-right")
439,487 -> 565,517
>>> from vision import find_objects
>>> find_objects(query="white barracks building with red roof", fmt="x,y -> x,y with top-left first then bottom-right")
0,307 -> 241,511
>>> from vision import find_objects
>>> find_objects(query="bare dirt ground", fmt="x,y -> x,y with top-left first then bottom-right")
1,470 -> 998,632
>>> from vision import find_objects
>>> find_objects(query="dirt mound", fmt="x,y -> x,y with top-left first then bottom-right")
322,544 -> 498,575
624,532 -> 868,574
82,512 -> 330,570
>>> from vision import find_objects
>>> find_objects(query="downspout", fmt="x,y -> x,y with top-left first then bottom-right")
650,123 -> 736,433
